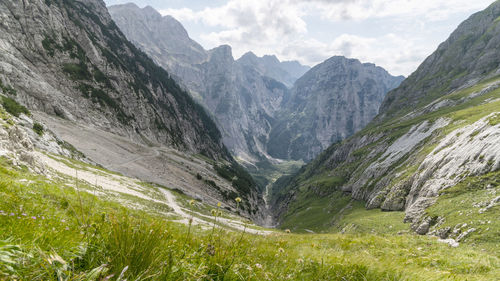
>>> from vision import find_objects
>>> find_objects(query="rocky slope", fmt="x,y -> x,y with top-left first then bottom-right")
0,0 -> 262,217
109,4 -> 303,164
379,0 -> 500,120
107,3 -> 208,95
272,0 -> 500,239
268,56 -> 404,161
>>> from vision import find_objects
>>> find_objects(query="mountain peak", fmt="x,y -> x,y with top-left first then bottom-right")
142,5 -> 162,18
240,51 -> 258,60
210,45 -> 234,58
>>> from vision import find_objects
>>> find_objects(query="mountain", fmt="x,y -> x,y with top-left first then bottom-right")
109,4 -> 302,164
0,0 -> 262,216
107,3 -> 208,94
268,56 -> 404,161
237,52 -> 310,88
272,0 -> 500,243
379,0 -> 500,120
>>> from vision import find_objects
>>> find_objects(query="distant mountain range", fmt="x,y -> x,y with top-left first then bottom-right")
109,3 -> 403,165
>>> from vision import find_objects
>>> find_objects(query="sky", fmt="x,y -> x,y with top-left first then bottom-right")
103,0 -> 494,77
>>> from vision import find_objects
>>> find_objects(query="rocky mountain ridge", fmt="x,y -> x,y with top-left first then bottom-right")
0,0 -> 262,217
268,56 -> 404,161
108,3 -> 402,164
271,0 -> 500,240
237,52 -> 310,88
109,3 -> 301,164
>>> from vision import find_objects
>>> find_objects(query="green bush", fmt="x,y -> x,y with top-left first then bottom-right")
1,97 -> 30,117
62,63 -> 92,81
33,122 -> 44,136
0,79 -> 17,96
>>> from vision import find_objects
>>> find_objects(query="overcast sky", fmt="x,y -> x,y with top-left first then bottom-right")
104,0 -> 494,76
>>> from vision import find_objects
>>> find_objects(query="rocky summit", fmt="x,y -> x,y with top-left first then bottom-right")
109,4 -> 296,164
109,4 -> 402,165
268,56 -> 404,161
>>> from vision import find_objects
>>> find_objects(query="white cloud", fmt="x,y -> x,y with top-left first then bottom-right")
159,0 -> 492,76
298,0 -> 492,22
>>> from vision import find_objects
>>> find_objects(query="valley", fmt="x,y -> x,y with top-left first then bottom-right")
0,0 -> 499,280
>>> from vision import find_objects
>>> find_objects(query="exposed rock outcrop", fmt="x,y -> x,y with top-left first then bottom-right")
272,1 -> 500,234
0,0 -> 262,216
109,4 -> 298,163
268,56 -> 404,161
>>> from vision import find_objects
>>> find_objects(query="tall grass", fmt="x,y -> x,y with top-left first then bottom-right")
0,158 -> 498,280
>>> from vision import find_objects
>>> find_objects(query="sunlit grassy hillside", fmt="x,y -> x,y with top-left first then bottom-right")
0,157 -> 499,280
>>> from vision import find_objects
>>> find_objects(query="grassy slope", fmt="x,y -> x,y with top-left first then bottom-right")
426,170 -> 500,254
274,76 -> 500,251
1,157 -> 499,280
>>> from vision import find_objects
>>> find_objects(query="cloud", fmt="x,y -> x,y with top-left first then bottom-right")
279,33 -> 428,76
295,0 -> 492,22
159,0 -> 492,76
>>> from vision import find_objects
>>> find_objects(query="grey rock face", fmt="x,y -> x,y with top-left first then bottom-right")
108,3 -> 208,94
0,0 -> 228,161
0,0 -> 268,215
268,56 -> 404,161
109,4 -> 305,163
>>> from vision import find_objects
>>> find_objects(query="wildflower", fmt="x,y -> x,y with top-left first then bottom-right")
235,197 -> 242,203
255,263 -> 263,269
65,227 -> 70,231
61,219 -> 66,223
22,213 -> 27,216
31,216 -> 36,220
206,244 -> 215,256
278,248 -> 285,253
10,213 -> 14,216
189,217 -> 193,224
211,209 -> 217,216
218,211 -> 222,217
217,202 -> 221,208
189,199 -> 195,206
285,229 -> 291,233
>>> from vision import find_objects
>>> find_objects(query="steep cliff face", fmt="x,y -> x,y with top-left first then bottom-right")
109,4 -> 301,163
273,1 -> 500,237
0,0 -> 265,216
108,3 -> 208,94
0,0 -> 226,159
268,57 -> 404,161
196,46 -> 290,163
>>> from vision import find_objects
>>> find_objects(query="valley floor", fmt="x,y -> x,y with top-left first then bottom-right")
0,153 -> 499,280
